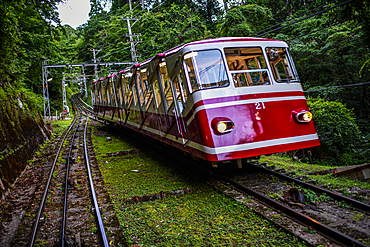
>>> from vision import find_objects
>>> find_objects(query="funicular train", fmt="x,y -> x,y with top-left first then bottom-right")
91,37 -> 320,166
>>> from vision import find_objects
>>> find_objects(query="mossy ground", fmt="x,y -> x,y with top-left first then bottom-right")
51,118 -> 73,134
92,124 -> 307,246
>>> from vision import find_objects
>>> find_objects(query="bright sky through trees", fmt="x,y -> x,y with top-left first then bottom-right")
57,0 -> 224,29
57,0 -> 91,28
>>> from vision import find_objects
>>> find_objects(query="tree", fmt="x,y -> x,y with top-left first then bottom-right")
217,4 -> 272,37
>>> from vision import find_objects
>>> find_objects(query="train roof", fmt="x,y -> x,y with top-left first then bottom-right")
98,37 -> 285,81
139,37 -> 282,67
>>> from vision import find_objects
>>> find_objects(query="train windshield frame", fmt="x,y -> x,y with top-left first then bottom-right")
224,47 -> 271,87
265,47 -> 300,83
183,49 -> 229,93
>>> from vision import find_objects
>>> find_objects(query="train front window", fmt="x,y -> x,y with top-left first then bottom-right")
183,49 -> 229,93
265,47 -> 299,82
225,47 -> 271,87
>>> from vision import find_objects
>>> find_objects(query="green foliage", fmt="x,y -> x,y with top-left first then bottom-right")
307,97 -> 368,165
217,4 -> 272,37
138,4 -> 208,59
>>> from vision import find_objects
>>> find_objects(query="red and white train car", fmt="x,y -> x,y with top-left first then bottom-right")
91,37 -> 320,164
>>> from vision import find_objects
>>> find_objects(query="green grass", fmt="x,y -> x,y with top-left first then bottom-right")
51,118 -> 73,134
92,125 -> 308,246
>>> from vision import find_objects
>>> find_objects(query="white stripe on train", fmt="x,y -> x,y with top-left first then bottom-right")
126,120 -> 318,155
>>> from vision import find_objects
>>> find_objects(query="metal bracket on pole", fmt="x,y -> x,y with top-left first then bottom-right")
123,0 -> 142,63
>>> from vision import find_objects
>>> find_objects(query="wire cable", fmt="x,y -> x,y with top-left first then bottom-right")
304,81 -> 370,93
287,11 -> 369,42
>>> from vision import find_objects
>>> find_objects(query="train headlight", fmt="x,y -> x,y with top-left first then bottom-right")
212,118 -> 234,134
217,122 -> 227,133
292,109 -> 313,123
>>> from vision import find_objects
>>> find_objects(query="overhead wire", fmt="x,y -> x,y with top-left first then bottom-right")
287,11 -> 370,42
304,82 -> 370,93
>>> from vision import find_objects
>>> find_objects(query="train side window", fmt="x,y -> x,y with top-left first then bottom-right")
172,76 -> 183,112
152,74 -> 163,108
98,83 -> 103,105
106,81 -> 111,105
96,84 -> 100,105
178,69 -> 188,102
132,84 -> 137,106
265,47 -> 299,82
225,47 -> 271,87
124,72 -> 134,107
184,54 -> 200,93
136,71 -> 144,106
102,82 -> 106,105
118,75 -> 126,108
102,81 -> 107,105
159,62 -> 173,109
183,50 -> 229,93
109,79 -> 115,106
116,77 -> 122,106
173,69 -> 188,113
141,68 -> 153,110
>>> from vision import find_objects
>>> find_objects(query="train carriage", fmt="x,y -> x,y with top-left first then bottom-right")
91,37 -> 320,164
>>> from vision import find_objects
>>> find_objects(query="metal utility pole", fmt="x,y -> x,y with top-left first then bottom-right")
82,66 -> 88,99
41,61 -> 134,124
42,59 -> 51,124
91,49 -> 101,79
62,73 -> 69,117
122,0 -> 142,63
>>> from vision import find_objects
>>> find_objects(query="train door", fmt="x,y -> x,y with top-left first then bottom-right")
134,69 -> 144,124
157,61 -> 179,138
167,57 -> 190,144
98,80 -> 104,115
152,64 -> 167,136
110,74 -> 120,121
139,67 -> 155,128
91,82 -> 96,107
104,78 -> 111,118
116,73 -> 126,124
159,59 -> 187,143
94,81 -> 100,113
123,72 -> 133,124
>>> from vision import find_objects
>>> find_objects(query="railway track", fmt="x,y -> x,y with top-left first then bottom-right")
1,97 -> 126,246
209,163 -> 370,247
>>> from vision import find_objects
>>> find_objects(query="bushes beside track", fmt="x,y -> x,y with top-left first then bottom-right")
307,98 -> 369,166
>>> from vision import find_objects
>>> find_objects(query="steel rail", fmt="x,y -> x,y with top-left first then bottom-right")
212,171 -> 369,247
28,111 -> 79,247
83,117 -> 109,247
61,114 -> 83,247
251,163 -> 370,212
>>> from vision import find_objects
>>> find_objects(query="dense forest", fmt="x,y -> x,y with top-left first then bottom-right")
0,0 -> 369,165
